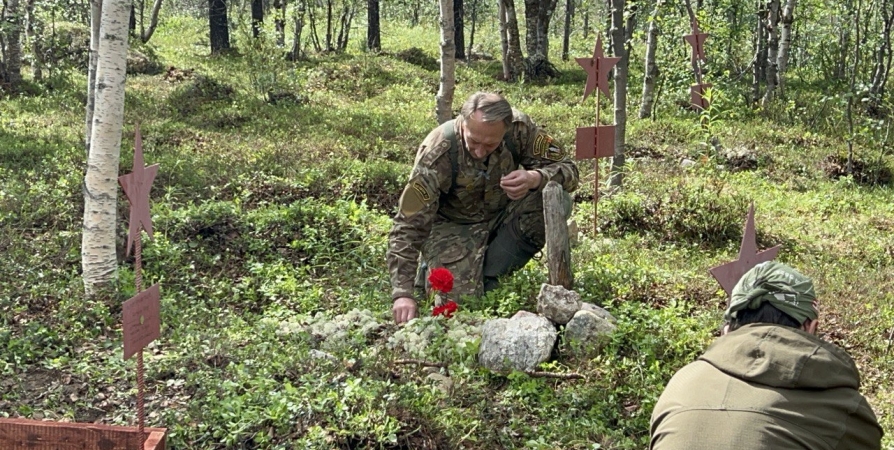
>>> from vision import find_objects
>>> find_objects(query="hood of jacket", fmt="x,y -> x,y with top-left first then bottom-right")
700,323 -> 861,390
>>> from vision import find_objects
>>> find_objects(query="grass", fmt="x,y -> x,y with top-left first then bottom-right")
1,13 -> 893,449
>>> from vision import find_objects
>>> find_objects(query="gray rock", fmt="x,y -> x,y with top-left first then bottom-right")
580,302 -> 617,323
681,158 -> 697,168
564,310 -> 617,356
478,314 -> 557,372
426,372 -> 454,394
537,284 -> 581,325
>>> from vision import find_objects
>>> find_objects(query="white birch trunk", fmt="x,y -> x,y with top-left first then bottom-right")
776,0 -> 796,94
435,0 -> 455,124
761,0 -> 781,106
85,0 -> 102,157
638,1 -> 661,119
81,0 -> 131,297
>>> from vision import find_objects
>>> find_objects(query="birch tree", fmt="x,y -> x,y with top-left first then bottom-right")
775,0 -> 796,93
1,0 -> 23,88
85,0 -> 102,157
499,0 -> 524,81
435,0 -> 455,123
868,0 -> 893,104
638,0 -> 662,119
609,0 -> 635,187
761,0 -> 781,106
82,0 -> 132,297
139,0 -> 163,42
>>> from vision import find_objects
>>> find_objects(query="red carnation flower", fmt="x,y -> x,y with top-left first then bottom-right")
428,267 -> 454,294
433,300 -> 459,318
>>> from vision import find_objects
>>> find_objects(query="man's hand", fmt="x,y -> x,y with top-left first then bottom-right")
500,169 -> 542,200
393,297 -> 417,324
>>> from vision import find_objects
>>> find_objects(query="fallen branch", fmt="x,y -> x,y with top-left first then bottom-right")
393,359 -> 448,369
525,371 -> 585,380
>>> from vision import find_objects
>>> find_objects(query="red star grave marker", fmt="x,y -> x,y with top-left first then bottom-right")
123,284 -> 161,359
576,36 -> 621,101
684,19 -> 709,65
575,125 -> 615,160
709,203 -> 781,295
118,125 -> 159,256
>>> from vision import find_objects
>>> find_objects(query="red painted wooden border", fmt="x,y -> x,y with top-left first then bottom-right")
0,418 -> 166,449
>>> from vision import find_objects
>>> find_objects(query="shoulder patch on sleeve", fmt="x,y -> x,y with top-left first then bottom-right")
534,132 -> 565,161
398,177 -> 435,217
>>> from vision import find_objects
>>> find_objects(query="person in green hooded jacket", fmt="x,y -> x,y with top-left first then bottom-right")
650,261 -> 883,450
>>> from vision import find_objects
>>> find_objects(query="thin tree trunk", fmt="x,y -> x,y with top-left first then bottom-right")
751,1 -> 768,104
454,0 -> 465,59
209,0 -> 230,54
869,0 -> 893,101
308,3 -> 321,52
251,0 -> 263,37
325,0 -> 332,51
846,0 -> 861,174
499,0 -> 510,79
467,0 -> 478,57
82,0 -> 132,298
139,0 -> 162,42
776,0 -> 796,94
289,0 -> 305,59
583,7 -> 588,38
561,0 -> 573,60
25,0 -> 43,81
367,0 -> 380,51
336,3 -> 354,51
761,0 -> 781,106
2,0 -> 23,87
436,0 -> 455,124
273,0 -> 286,46
639,0 -> 661,119
609,0 -> 630,187
85,0 -> 102,158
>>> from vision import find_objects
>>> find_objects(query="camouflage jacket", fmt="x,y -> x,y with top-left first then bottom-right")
387,109 -> 580,300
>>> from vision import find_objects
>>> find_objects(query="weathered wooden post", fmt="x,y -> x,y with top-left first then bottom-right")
543,181 -> 573,289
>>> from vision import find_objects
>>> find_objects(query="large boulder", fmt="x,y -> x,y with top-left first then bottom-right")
478,312 -> 557,372
536,283 -> 581,325
580,302 -> 617,323
564,310 -> 617,356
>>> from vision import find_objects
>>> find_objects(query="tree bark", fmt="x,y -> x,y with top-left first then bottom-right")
139,0 -> 163,42
367,0 -> 380,51
209,0 -> 230,54
544,181 -> 573,289
524,0 -> 559,78
289,0 -> 305,59
638,0 -> 661,119
24,0 -> 42,81
869,0 -> 893,102
335,3 -> 354,51
2,0 -> 23,88
325,0 -> 332,51
454,0 -> 465,59
467,0 -> 478,57
609,0 -> 632,188
85,0 -> 102,158
775,0 -> 796,93
251,0 -> 263,37
501,0 -> 524,81
761,0 -> 781,106
751,2 -> 768,105
560,0 -> 573,61
82,0 -> 132,298
436,0 -> 455,124
499,0 -> 510,79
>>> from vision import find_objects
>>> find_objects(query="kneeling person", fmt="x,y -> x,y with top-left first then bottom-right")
650,261 -> 883,450
387,92 -> 580,324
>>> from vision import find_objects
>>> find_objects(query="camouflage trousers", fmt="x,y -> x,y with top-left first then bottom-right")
416,189 -> 572,302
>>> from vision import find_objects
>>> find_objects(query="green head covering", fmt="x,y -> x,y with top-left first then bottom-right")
725,261 -> 818,324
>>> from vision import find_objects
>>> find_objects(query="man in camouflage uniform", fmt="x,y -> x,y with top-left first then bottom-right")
388,92 -> 579,324
650,261 -> 883,449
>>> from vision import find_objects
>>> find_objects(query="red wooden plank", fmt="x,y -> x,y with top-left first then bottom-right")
0,419 -> 166,450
